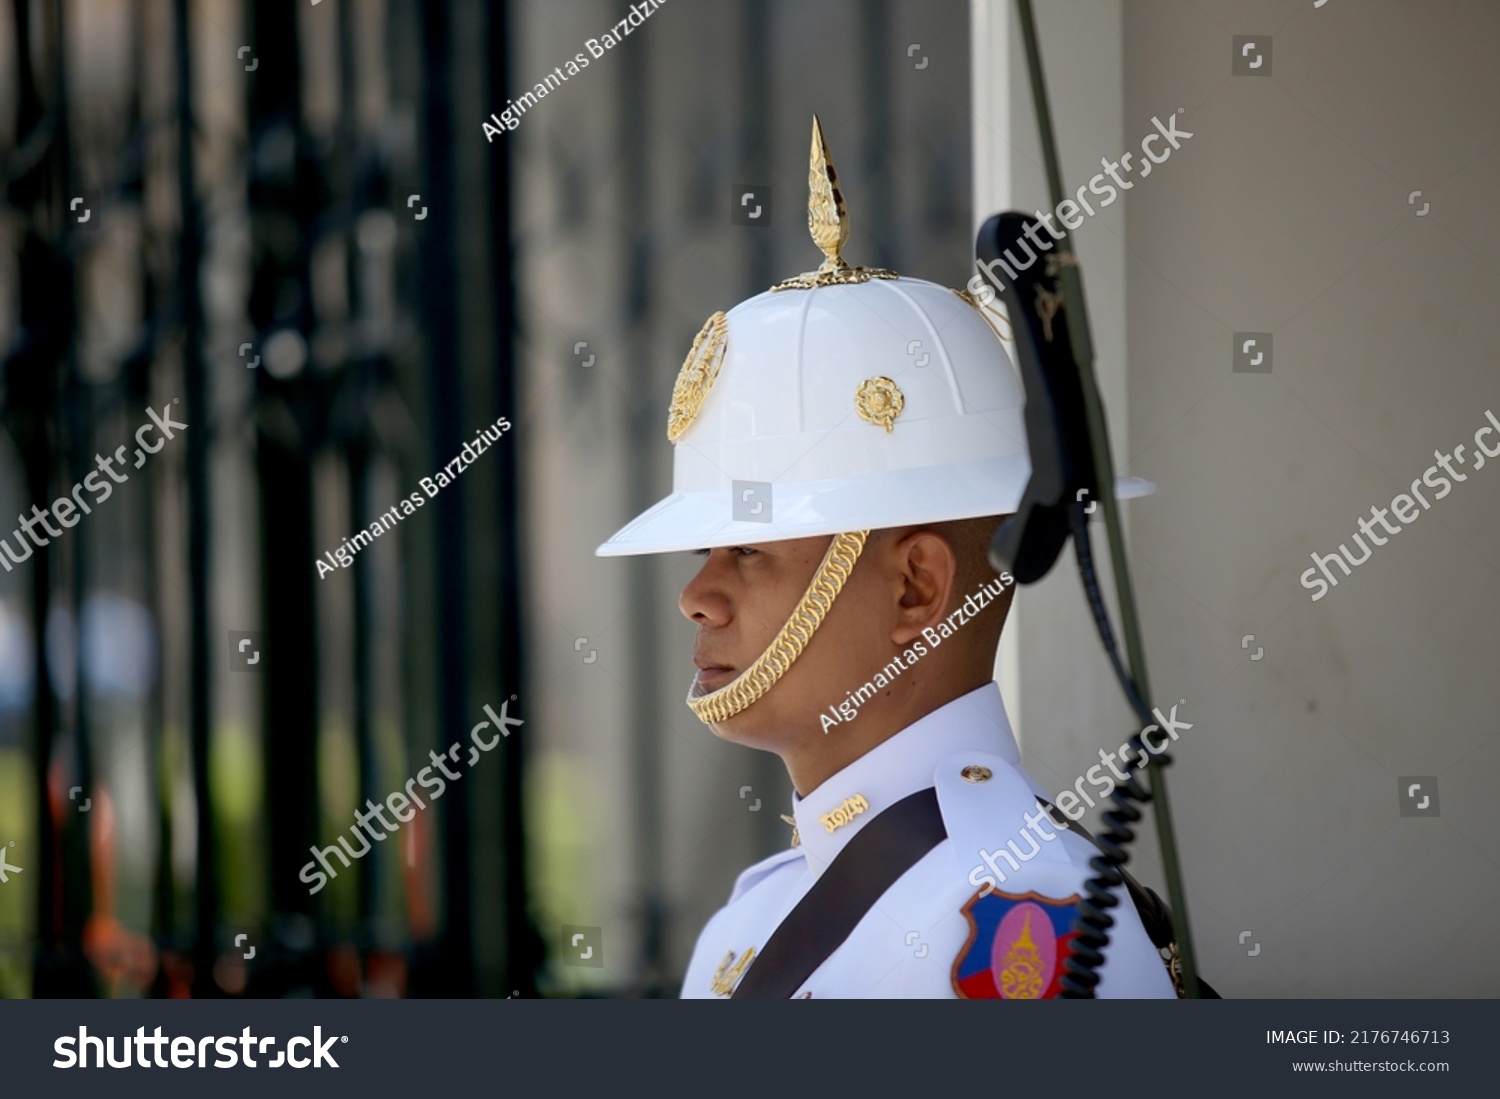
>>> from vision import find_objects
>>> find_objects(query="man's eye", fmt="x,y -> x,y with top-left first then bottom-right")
731,546 -> 757,556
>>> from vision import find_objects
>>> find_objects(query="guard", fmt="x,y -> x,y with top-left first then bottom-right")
597,118 -> 1174,999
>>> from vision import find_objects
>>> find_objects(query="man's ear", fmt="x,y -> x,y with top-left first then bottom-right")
888,530 -> 959,646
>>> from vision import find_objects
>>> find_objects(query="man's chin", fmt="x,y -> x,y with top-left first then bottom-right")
706,712 -> 777,748
694,696 -> 799,752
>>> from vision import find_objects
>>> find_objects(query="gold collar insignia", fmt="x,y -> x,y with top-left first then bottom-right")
819,793 -> 870,833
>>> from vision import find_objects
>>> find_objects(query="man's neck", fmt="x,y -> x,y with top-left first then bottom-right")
783,675 -> 993,796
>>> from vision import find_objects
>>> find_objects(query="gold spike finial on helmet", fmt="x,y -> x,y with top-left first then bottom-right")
772,117 -> 898,291
808,115 -> 849,269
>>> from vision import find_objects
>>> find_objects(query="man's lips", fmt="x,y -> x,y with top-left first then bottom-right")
692,656 -> 736,693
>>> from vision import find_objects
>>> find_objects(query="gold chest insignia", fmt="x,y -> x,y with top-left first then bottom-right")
854,377 -> 904,433
711,947 -> 757,997
666,311 -> 729,443
819,793 -> 870,833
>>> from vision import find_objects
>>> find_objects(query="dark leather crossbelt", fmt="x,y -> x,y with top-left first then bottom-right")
731,788 -> 946,999
730,787 -> 1213,999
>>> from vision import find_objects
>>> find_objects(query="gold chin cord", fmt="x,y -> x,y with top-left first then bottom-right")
686,530 -> 870,725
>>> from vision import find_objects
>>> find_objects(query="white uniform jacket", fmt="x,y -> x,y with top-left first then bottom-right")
681,682 -> 1178,999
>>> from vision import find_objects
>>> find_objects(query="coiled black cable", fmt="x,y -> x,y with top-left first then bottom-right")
1067,499 -> 1154,730
1059,499 -> 1174,998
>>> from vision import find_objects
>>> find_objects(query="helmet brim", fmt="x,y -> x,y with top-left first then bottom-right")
595,461 -> 1155,557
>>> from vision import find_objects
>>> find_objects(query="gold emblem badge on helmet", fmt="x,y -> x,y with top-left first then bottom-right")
854,376 -> 904,433
666,311 -> 729,443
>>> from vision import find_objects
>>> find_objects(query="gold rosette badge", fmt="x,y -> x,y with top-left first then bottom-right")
854,376 -> 904,433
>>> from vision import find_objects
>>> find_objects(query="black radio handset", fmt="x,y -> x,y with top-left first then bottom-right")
978,213 -> 1097,585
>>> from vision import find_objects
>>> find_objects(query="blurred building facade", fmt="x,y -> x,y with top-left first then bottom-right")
0,0 -> 970,998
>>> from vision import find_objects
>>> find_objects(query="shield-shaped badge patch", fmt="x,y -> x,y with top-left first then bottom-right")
952,889 -> 1081,999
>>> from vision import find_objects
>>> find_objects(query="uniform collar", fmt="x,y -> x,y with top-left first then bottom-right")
790,681 -> 1020,877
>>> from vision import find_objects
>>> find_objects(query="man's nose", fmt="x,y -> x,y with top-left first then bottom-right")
679,554 -> 732,626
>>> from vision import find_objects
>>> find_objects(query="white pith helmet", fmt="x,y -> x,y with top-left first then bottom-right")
596,117 -> 1150,559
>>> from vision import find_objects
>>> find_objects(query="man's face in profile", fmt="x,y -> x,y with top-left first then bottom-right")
679,535 -> 893,746
676,524 -> 1001,757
